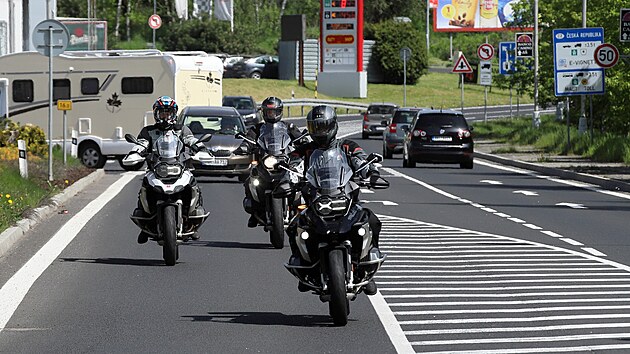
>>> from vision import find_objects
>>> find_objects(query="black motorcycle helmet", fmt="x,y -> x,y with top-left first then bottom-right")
306,105 -> 338,148
261,96 -> 283,123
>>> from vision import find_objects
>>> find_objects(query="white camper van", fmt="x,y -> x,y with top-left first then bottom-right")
0,50 -> 224,169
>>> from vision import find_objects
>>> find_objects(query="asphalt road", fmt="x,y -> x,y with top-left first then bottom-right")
1,115 -> 630,353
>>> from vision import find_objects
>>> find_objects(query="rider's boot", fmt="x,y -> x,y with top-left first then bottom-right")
364,280 -> 377,296
247,214 -> 258,228
137,231 -> 150,244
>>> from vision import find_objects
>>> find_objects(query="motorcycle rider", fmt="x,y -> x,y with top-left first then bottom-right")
126,96 -> 207,244
288,105 -> 382,295
235,96 -> 304,228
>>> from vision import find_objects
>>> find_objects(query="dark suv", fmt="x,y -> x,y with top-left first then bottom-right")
222,95 -> 260,127
402,109 -> 474,169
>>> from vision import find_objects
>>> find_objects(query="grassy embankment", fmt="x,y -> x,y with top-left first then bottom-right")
472,115 -> 630,164
0,146 -> 90,232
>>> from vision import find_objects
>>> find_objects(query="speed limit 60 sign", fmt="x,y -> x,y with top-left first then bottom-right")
594,43 -> 619,68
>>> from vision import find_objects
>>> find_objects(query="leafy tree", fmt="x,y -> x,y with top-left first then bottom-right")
369,20 -> 428,85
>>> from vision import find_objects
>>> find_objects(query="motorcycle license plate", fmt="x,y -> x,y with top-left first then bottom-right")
203,158 -> 228,166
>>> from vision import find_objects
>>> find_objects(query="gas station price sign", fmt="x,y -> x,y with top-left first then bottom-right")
321,0 -> 362,72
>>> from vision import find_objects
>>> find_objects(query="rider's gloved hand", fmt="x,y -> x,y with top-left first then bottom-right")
368,171 -> 380,187
190,141 -> 206,153
234,145 -> 250,155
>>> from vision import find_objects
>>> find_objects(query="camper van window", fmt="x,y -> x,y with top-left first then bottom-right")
121,77 -> 154,94
12,80 -> 34,102
81,78 -> 99,95
53,79 -> 71,101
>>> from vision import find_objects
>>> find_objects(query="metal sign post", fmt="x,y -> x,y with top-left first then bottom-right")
57,100 -> 72,164
32,19 -> 69,181
400,47 -> 412,107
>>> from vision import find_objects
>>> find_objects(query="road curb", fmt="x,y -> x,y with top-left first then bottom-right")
0,169 -> 105,258
475,151 -> 630,193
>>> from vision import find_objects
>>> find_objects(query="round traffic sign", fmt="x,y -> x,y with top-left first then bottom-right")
32,19 -> 69,57
399,47 -> 412,62
594,43 -> 619,68
148,14 -> 162,30
477,43 -> 495,61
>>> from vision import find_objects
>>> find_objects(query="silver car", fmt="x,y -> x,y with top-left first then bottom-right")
362,103 -> 398,139
382,108 -> 421,159
178,106 -> 253,181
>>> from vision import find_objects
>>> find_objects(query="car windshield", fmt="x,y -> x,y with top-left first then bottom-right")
258,122 -> 291,155
223,98 -> 255,110
392,111 -> 417,124
306,148 -> 354,191
184,115 -> 245,135
368,106 -> 396,114
415,114 -> 468,129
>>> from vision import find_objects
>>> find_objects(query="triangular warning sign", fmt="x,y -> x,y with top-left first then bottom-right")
452,54 -> 473,73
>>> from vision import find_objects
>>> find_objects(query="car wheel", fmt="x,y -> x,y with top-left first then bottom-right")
460,158 -> 474,169
79,142 -> 106,169
250,71 -> 262,79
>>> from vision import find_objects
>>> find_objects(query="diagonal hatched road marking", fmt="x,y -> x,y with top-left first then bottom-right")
371,214 -> 630,353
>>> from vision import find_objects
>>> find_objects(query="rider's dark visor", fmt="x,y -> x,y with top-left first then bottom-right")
307,119 -> 335,136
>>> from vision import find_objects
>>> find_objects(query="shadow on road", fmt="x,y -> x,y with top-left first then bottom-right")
60,257 -> 165,266
182,311 -> 343,327
182,240 -> 276,250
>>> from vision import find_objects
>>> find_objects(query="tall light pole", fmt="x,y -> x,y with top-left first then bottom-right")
578,0 -> 588,134
426,0 -> 430,56
533,0 -> 540,128
152,0 -> 157,48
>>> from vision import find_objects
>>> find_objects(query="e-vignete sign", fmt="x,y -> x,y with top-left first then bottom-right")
621,9 -> 630,42
553,27 -> 604,96
321,0 -> 361,72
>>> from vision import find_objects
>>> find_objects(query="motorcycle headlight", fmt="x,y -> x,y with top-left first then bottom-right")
315,196 -> 348,216
262,155 -> 279,170
155,163 -> 182,178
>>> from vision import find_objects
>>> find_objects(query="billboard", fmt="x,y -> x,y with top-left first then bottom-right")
59,20 -> 107,51
433,0 -> 533,32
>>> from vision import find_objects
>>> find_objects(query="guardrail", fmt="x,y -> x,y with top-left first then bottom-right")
278,99 -> 369,118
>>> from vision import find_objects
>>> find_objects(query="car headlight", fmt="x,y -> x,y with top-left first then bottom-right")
155,163 -> 182,178
262,155 -> 279,170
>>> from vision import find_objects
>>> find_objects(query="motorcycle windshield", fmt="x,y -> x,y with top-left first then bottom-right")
154,130 -> 182,159
257,123 -> 291,155
306,148 -> 353,191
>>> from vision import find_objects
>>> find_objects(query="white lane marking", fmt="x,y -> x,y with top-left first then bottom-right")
481,207 -> 497,212
378,284 -> 630,291
0,172 -> 140,332
560,238 -> 584,246
495,212 -> 511,218
362,200 -> 399,206
379,267 -> 616,273
382,263 -> 603,268
475,159 -> 630,200
416,344 -> 630,354
384,291 -> 630,298
411,333 -> 630,346
507,217 -> 526,223
395,305 -> 630,315
390,298 -> 630,306
582,247 -> 607,257
405,322 -> 630,335
556,202 -> 587,209
523,224 -> 543,230
367,293 -> 415,354
542,230 -> 563,238
397,313 -> 630,325
360,188 -> 375,194
480,180 -> 503,185
513,190 -> 538,196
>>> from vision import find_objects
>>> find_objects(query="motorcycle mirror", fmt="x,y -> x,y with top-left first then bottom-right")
198,133 -> 212,143
125,133 -> 139,145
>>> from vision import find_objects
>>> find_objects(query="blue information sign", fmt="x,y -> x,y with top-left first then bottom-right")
553,27 -> 604,96
499,42 -> 515,75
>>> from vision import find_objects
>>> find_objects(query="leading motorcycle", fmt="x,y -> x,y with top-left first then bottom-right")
123,132 -> 212,266
237,124 -> 307,249
281,149 -> 389,326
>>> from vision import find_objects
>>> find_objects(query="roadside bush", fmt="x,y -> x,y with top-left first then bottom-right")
0,120 -> 48,156
368,20 -> 428,85
586,135 -> 630,162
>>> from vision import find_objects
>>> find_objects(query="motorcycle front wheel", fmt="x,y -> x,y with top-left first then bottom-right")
328,249 -> 349,326
162,205 -> 178,266
269,197 -> 285,249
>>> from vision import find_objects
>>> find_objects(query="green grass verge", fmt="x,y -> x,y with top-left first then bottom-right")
223,71 -> 532,113
472,115 -> 630,164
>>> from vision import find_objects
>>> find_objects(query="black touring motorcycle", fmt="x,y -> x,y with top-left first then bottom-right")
237,124 -> 307,249
281,148 -> 389,326
124,132 -> 211,266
